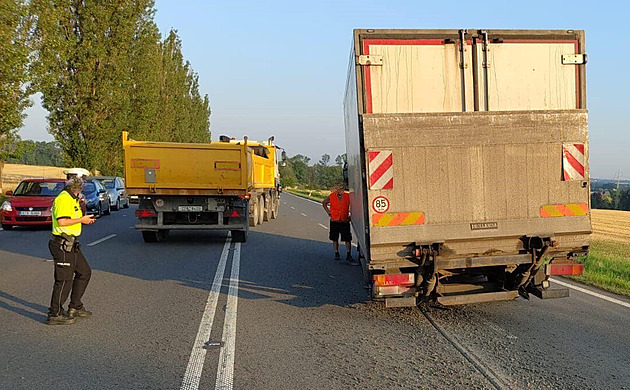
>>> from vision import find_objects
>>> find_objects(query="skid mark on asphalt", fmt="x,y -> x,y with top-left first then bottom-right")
181,238 -> 231,390
215,242 -> 241,390
86,234 -> 117,247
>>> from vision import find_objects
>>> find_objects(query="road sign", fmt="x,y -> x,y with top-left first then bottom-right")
372,196 -> 390,213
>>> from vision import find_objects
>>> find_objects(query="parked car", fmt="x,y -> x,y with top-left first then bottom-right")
1,179 -> 66,229
82,179 -> 110,217
93,176 -> 129,211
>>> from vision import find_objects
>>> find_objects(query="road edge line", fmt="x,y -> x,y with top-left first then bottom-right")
284,192 -> 322,205
181,237 -> 231,390
550,277 -> 630,309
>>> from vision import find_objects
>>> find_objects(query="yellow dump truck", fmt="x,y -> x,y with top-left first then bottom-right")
344,29 -> 590,306
122,132 -> 283,242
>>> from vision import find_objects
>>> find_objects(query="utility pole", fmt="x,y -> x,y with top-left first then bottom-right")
615,170 -> 622,192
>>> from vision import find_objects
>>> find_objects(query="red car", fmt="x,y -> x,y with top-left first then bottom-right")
1,179 -> 67,229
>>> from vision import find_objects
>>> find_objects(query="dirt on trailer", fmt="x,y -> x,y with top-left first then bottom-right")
591,209 -> 630,243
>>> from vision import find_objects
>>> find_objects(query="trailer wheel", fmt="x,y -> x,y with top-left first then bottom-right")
231,229 -> 248,243
257,196 -> 264,225
142,231 -> 159,243
249,198 -> 258,227
263,195 -> 272,222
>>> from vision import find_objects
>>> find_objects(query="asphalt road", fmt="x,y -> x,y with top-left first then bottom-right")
1,193 -> 629,389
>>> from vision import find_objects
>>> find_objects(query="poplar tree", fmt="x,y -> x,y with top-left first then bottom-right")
0,0 -> 32,159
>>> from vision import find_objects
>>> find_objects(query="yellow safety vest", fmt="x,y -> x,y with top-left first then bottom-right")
52,190 -> 82,237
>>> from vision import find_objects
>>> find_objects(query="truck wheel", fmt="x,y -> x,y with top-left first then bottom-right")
257,196 -> 264,225
249,198 -> 258,227
263,196 -> 272,222
142,231 -> 159,243
271,195 -> 279,219
231,229 -> 248,243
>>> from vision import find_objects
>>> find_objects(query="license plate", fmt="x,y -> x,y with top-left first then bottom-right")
19,211 -> 42,216
178,205 -> 203,212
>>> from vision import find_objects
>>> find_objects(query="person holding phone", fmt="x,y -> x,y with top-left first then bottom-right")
46,176 -> 96,325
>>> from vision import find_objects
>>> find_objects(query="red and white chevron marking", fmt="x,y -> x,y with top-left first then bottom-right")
562,143 -> 585,181
369,150 -> 393,190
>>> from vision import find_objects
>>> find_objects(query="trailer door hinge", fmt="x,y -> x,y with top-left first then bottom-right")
561,54 -> 587,65
357,55 -> 383,66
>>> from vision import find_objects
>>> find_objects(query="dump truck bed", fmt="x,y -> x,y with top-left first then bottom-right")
123,133 -> 278,196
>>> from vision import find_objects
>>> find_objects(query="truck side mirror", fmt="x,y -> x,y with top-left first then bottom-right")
343,161 -> 349,186
5,190 -> 13,196
281,150 -> 287,161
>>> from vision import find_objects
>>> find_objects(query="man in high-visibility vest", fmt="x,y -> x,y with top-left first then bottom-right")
46,175 -> 96,325
322,183 -> 357,264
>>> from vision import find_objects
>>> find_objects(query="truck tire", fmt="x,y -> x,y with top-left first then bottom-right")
231,229 -> 248,243
263,195 -> 272,222
271,195 -> 279,219
249,198 -> 258,227
257,196 -> 264,225
142,231 -> 159,243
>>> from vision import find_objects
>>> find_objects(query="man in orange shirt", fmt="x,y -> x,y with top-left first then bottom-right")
322,183 -> 357,264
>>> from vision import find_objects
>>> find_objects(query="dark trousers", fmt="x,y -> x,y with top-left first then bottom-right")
48,237 -> 91,316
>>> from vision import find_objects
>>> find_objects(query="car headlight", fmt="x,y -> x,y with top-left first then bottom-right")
1,201 -> 12,212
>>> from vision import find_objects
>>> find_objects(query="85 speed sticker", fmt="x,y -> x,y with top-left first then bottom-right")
372,196 -> 389,213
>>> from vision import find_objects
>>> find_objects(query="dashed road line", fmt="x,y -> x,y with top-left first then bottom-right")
551,277 -> 630,309
215,242 -> 241,390
300,213 -> 307,217
290,206 -> 295,210
86,234 -> 117,247
181,238 -> 231,390
318,223 -> 328,230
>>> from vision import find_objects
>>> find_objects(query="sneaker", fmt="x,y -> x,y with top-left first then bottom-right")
46,314 -> 76,325
334,252 -> 341,261
67,307 -> 92,318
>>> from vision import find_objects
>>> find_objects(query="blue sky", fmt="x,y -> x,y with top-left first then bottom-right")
20,0 -> 629,178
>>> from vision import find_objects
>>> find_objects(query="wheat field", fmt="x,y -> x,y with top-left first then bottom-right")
592,209 -> 630,243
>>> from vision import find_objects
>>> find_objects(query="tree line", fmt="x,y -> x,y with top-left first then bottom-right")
280,153 -> 346,190
0,0 -> 211,175
592,189 -> 630,211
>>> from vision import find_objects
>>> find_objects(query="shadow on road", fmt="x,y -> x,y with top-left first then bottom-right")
0,290 -> 48,323
0,228 -> 367,310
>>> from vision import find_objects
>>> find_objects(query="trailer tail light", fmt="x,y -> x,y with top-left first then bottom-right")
135,209 -> 157,218
373,273 -> 414,287
226,210 -> 241,218
547,264 -> 584,276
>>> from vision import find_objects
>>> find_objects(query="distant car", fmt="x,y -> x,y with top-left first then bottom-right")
82,179 -> 110,217
92,176 -> 129,211
1,179 -> 66,229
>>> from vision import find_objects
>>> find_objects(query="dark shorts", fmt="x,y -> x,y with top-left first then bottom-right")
329,220 -> 352,242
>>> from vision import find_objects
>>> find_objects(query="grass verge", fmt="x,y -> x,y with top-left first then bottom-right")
285,188 -> 328,202
569,240 -> 630,297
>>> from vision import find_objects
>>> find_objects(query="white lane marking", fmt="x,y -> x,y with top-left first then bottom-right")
285,192 -> 322,205
215,242 -> 241,390
550,277 -> 630,309
86,234 -> 117,247
181,238 -> 232,390
290,206 -> 295,210
300,213 -> 307,217
318,223 -> 329,230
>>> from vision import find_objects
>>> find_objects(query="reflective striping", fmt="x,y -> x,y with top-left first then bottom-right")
540,203 -> 588,218
368,150 -> 394,190
562,143 -> 585,181
372,212 -> 425,227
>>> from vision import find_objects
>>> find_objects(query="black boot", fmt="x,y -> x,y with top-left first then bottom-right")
46,314 -> 76,325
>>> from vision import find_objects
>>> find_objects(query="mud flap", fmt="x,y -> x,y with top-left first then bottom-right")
385,297 -> 416,308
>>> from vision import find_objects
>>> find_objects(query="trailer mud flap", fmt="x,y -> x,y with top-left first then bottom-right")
385,297 -> 416,308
